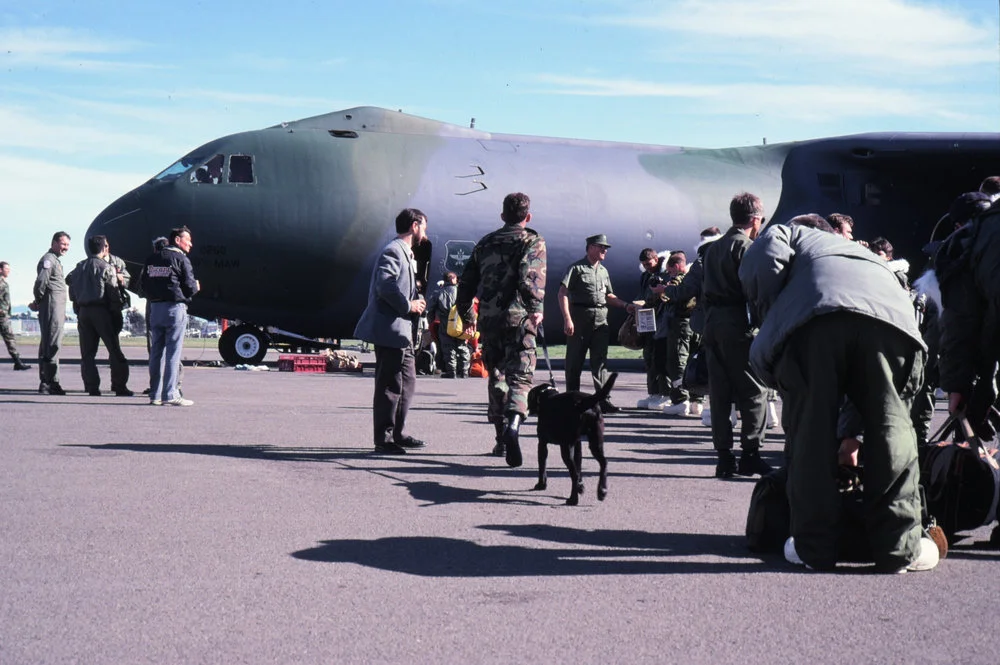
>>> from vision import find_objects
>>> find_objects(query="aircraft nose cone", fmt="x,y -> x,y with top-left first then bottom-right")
88,191 -> 151,269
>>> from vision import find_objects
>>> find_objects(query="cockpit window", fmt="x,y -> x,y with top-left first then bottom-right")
154,157 -> 201,182
229,155 -> 254,184
190,154 -> 224,185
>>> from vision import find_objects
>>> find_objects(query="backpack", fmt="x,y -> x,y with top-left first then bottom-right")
919,415 -> 1000,542
415,348 -> 436,375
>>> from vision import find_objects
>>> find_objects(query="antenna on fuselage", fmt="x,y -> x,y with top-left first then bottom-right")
470,117 -> 476,129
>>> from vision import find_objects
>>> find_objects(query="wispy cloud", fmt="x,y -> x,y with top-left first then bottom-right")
0,26 -> 160,71
0,106 -> 184,157
599,0 -> 996,72
529,75 -> 974,123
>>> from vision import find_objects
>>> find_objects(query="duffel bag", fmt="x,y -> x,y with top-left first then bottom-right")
919,415 -> 1000,541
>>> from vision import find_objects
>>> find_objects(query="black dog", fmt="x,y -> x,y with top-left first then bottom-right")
526,373 -> 617,505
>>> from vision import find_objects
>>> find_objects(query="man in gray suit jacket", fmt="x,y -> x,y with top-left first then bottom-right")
354,209 -> 430,454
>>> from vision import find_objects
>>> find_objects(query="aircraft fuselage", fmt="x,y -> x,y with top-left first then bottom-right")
88,107 -> 1000,345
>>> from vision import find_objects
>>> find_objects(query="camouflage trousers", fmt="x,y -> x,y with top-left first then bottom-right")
0,316 -> 22,361
480,323 -> 537,423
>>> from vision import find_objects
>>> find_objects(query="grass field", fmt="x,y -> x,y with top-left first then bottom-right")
15,335 -> 645,359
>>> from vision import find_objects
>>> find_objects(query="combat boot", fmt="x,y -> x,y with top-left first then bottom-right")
502,413 -> 523,468
13,357 -> 31,371
491,421 -> 506,457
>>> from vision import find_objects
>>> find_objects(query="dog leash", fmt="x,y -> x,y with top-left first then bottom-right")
537,323 -> 557,389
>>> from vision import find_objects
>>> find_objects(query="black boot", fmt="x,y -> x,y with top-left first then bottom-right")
502,413 -> 523,468
13,358 -> 31,371
737,450 -> 772,477
715,449 -> 737,479
491,422 -> 506,457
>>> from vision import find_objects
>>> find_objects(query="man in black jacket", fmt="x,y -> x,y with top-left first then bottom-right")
936,196 -> 1000,441
141,226 -> 199,406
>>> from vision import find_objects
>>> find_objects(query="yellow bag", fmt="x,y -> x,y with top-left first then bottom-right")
446,305 -> 471,340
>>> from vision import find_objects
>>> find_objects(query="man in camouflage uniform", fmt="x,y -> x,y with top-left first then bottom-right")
0,261 -> 31,371
105,242 -> 132,334
457,192 -> 546,467
33,231 -> 71,395
558,234 -> 630,412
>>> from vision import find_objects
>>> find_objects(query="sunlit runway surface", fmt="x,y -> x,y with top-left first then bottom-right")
1,349 -> 996,664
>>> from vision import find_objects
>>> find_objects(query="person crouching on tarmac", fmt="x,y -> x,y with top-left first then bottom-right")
741,214 -> 939,573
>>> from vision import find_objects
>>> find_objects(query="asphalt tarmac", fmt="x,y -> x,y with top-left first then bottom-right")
1,347 -> 997,664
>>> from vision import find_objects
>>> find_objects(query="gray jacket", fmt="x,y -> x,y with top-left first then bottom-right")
353,237 -> 419,349
739,224 -> 925,387
67,256 -> 120,308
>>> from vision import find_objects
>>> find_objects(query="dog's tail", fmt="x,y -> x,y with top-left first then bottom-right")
578,372 -> 618,413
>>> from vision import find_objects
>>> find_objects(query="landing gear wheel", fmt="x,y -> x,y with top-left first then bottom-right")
219,324 -> 270,365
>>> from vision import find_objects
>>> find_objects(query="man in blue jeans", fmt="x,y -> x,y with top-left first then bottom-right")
141,226 -> 199,406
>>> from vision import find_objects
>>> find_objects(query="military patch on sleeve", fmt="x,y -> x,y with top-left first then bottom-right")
42,259 -> 53,270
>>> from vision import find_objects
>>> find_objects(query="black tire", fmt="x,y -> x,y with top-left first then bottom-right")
218,324 -> 269,365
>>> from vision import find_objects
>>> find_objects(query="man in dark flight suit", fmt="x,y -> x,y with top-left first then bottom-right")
33,231 -> 71,395
701,193 -> 769,478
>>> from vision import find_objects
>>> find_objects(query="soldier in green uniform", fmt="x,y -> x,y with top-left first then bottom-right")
558,234 -> 629,412
33,231 -> 71,395
457,192 -> 546,467
0,262 -> 31,371
702,194 -> 769,478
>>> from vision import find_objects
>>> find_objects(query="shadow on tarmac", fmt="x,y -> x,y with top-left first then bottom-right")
290,526 -> 768,576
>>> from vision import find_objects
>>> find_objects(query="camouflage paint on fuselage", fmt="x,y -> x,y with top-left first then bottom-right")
88,107 -> 1000,343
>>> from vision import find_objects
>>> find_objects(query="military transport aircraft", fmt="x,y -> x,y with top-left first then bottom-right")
86,106 -> 1000,364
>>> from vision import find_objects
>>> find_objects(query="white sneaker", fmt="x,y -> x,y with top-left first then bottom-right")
165,397 -> 194,407
689,402 -> 703,417
636,394 -> 657,409
649,395 -> 671,410
897,537 -> 940,573
149,399 -> 162,406
662,401 -> 689,416
783,537 -> 814,570
767,402 -> 779,429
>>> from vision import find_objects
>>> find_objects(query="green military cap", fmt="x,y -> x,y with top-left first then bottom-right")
586,234 -> 611,248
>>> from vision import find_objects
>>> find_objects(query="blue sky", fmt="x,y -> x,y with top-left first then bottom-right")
1,0 -> 998,303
